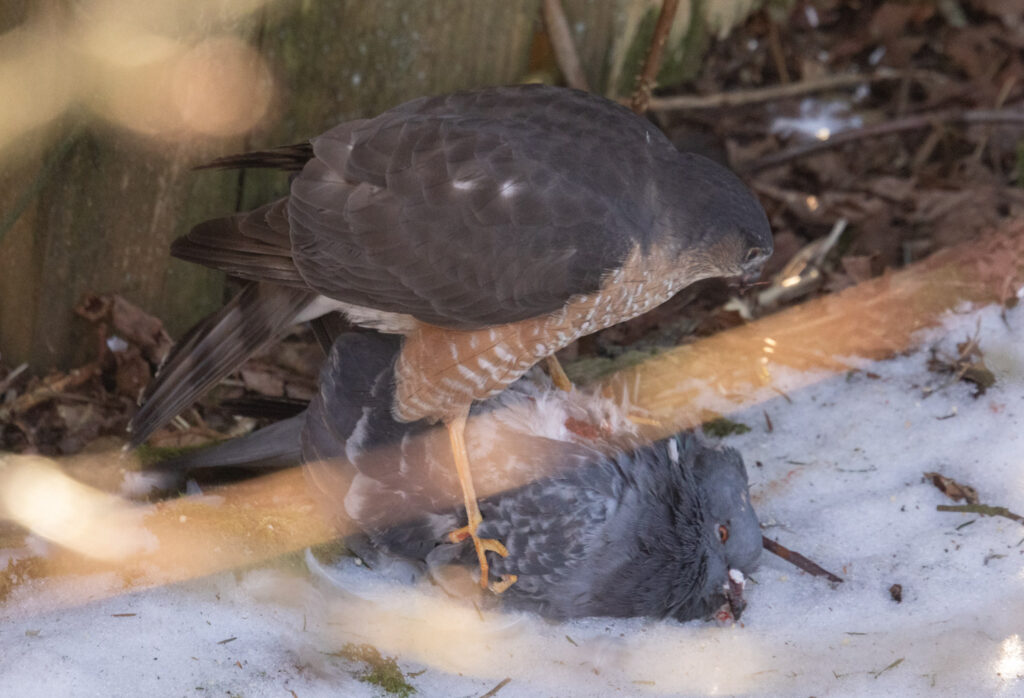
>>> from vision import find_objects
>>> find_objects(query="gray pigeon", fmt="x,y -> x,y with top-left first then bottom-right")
155,331 -> 761,622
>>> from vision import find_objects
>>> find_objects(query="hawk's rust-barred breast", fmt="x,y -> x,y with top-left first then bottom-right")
129,84 -> 772,444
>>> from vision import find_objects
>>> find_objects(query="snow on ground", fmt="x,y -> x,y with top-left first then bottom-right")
2,301 -> 1024,697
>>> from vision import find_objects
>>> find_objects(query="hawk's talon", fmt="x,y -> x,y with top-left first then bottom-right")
489,574 -> 518,594
447,523 -> 511,590
447,525 -> 509,558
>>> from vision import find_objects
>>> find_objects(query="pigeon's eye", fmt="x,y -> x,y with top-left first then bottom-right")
718,524 -> 729,543
744,247 -> 763,263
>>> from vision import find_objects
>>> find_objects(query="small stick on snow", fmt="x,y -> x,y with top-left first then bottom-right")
479,677 -> 512,698
762,535 -> 844,584
938,503 -> 1024,525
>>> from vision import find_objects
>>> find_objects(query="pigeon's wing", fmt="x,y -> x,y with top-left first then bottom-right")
475,437 -> 726,621
300,332 -> 414,531
288,85 -> 672,329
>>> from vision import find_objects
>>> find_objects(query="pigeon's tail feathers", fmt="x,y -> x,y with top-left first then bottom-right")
309,312 -> 352,355
194,143 -> 315,172
151,414 -> 305,472
301,332 -> 405,464
218,395 -> 310,420
171,199 -> 307,287
128,282 -> 318,447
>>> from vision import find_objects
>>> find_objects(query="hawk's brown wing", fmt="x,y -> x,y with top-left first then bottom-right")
173,86 -> 679,330
287,85 -> 674,329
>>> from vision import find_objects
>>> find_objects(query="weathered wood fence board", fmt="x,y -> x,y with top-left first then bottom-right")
0,0 -> 761,373
0,0 -> 541,371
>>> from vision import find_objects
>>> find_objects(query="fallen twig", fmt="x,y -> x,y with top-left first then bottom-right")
541,0 -> 589,91
479,677 -> 512,698
0,362 -> 101,418
631,0 -> 679,114
743,104 -> 1024,172
0,363 -> 29,395
871,657 -> 904,679
937,504 -> 1024,525
766,16 -> 789,84
762,535 -> 844,584
647,69 -> 913,111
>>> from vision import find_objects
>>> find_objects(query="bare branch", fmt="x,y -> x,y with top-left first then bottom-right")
630,0 -> 679,114
743,104 -> 1024,173
647,69 -> 911,111
541,0 -> 589,91
762,535 -> 844,584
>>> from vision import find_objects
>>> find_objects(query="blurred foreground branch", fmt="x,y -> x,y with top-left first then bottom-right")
4,218 -> 1024,609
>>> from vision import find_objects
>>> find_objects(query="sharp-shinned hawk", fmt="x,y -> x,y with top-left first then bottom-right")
129,84 -> 772,586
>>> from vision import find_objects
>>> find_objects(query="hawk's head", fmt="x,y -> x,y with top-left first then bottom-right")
659,152 -> 773,286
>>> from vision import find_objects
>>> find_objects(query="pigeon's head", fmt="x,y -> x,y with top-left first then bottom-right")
669,435 -> 761,623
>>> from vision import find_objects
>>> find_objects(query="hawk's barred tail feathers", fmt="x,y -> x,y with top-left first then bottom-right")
128,282 -> 318,446
192,143 -> 314,172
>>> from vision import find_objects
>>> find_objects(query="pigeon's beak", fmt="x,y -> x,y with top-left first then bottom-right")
725,568 -> 747,619
713,568 -> 747,624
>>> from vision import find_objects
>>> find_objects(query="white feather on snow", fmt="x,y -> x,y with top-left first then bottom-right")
2,302 -> 1024,697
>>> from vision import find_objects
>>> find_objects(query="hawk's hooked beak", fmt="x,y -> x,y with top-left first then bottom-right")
737,244 -> 771,289
728,267 -> 767,294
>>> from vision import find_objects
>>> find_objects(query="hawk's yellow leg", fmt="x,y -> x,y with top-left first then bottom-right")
545,355 -> 573,392
445,408 -> 517,592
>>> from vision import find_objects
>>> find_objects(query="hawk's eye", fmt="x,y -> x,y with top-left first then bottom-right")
718,524 -> 729,543
744,247 -> 763,263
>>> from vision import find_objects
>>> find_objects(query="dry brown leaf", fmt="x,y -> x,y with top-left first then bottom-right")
926,333 -> 997,397
923,472 -> 980,504
944,25 -> 1007,84
864,176 -> 918,203
110,295 -> 174,365
112,346 -> 152,399
841,255 -> 875,284
75,293 -> 173,365
869,3 -> 935,41
968,0 -> 1024,29
239,365 -> 286,398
